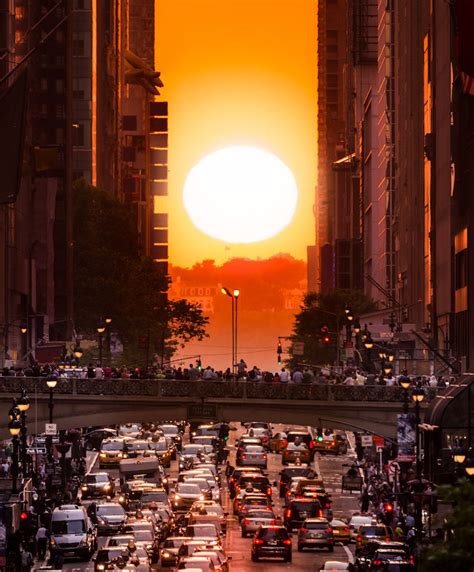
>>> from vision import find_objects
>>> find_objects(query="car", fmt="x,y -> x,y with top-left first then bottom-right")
234,473 -> 273,497
297,517 -> 334,552
172,483 -> 205,512
312,429 -> 349,455
90,502 -> 126,535
244,426 -> 271,448
369,549 -> 415,571
286,429 -> 314,453
227,466 -> 264,497
237,496 -> 273,521
184,477 -> 214,501
193,424 -> 220,438
177,556 -> 216,571
236,445 -> 268,468
190,502 -> 227,532
50,504 -> 97,561
279,465 -> 316,497
149,438 -> 173,467
118,423 -> 142,438
193,549 -> 230,572
159,423 -> 183,451
284,498 -> 323,530
179,444 -> 206,470
330,518 -> 351,544
159,536 -> 191,567
138,487 -> 170,509
84,428 -> 117,451
81,472 -> 115,499
233,489 -> 270,515
185,523 -> 222,544
99,439 -> 128,467
268,431 -> 288,453
120,524 -> 160,564
251,525 -> 292,563
93,547 -> 128,571
319,561 -> 353,571
355,525 -> 393,554
125,439 -> 154,458
241,508 -> 278,537
355,541 -> 412,571
349,514 -> 377,541
282,442 -> 311,465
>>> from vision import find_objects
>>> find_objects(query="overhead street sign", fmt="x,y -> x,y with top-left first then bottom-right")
45,423 -> 57,435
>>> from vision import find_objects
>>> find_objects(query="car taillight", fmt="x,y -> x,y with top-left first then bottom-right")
325,503 -> 331,508
385,537 -> 390,542
282,440 -> 288,447
285,509 -> 291,518
267,488 -> 272,496
271,519 -> 276,524
309,440 -> 314,449
279,480 -> 284,485
282,539 -> 292,545
318,510 -> 323,517
356,535 -> 362,542
242,454 -> 247,459
372,560 -> 381,566
300,527 -> 308,533
242,519 -> 249,525
409,555 -> 415,565
254,538 -> 264,545
263,454 -> 267,459
325,528 -> 332,534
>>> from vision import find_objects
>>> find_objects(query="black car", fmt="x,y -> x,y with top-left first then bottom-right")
251,525 -> 292,563
93,547 -> 127,571
279,466 -> 316,497
355,541 -> 411,572
84,428 -> 117,451
284,498 -> 323,530
370,549 -> 415,571
235,473 -> 273,498
81,472 -> 115,499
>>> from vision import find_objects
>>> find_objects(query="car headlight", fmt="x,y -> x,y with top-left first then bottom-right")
50,538 -> 56,546
174,494 -> 181,499
81,485 -> 88,491
103,484 -> 111,490
162,551 -> 170,558
162,478 -> 168,483
118,495 -> 125,503
199,494 -> 205,500
100,453 -> 106,458
97,565 -> 105,571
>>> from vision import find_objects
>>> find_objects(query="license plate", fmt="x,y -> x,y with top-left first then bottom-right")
64,552 -> 75,556
294,452 -> 301,457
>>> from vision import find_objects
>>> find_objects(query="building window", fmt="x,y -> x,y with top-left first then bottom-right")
40,78 -> 48,91
56,128 -> 65,144
73,37 -> 84,56
73,124 -> 84,146
326,30 -> 338,40
56,79 -> 64,93
327,45 -> 338,53
455,249 -> 467,290
56,104 -> 65,118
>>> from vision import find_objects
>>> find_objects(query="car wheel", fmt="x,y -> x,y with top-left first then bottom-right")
251,553 -> 258,562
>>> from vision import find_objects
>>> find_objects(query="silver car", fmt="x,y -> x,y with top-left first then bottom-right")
238,445 -> 268,468
240,508 -> 278,538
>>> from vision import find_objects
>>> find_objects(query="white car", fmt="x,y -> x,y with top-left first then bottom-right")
319,561 -> 352,571
348,514 -> 376,541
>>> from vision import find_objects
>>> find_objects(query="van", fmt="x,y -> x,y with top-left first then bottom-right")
50,504 -> 97,560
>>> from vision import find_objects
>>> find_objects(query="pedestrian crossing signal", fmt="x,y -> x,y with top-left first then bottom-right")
277,341 -> 282,364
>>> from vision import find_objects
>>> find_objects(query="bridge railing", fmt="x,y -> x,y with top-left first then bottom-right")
0,377 -> 438,402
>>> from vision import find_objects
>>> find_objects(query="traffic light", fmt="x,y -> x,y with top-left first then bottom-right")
316,427 -> 323,442
197,358 -> 202,371
277,340 -> 282,364
321,326 -> 331,346
384,501 -> 394,513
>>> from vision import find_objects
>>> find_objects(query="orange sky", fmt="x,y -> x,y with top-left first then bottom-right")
155,0 -> 317,268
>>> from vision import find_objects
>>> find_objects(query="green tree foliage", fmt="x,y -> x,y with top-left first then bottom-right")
73,181 -> 208,362
289,289 -> 377,368
421,481 -> 474,572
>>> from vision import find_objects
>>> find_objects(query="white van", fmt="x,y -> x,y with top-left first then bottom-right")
50,504 -> 97,560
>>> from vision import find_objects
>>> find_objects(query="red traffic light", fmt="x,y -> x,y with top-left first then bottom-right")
322,335 -> 330,345
384,502 -> 393,513
20,511 -> 28,520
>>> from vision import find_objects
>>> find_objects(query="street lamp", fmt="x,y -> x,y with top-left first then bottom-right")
411,385 -> 426,542
72,343 -> 83,360
363,336 -> 374,350
399,375 -> 411,413
55,438 -> 71,497
8,408 -> 21,494
46,376 -> 57,461
465,456 -> 474,477
221,287 -> 236,375
233,290 -> 240,370
97,321 -> 106,364
17,389 -> 30,478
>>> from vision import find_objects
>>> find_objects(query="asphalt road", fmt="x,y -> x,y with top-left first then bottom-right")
58,422 -> 361,571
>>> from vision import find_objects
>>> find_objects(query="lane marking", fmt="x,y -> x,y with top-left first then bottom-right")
343,544 -> 355,564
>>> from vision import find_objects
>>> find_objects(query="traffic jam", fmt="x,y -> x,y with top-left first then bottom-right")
49,421 -> 415,571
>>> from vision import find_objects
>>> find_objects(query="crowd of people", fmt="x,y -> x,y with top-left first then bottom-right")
1,359 -> 455,388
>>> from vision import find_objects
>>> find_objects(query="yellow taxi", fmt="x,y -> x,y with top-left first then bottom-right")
281,442 -> 311,465
330,519 -> 350,544
99,439 -> 128,467
268,432 -> 288,453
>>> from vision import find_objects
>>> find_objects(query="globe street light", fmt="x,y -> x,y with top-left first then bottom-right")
8,403 -> 21,494
97,321 -> 106,364
221,287 -> 236,375
17,389 -> 30,478
465,456 -> 474,477
72,344 -> 83,360
399,375 -> 411,413
46,376 -> 57,461
233,290 -> 240,371
411,385 -> 425,542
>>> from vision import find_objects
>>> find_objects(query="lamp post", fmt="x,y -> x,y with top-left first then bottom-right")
46,376 -> 58,460
72,343 -> 83,362
8,403 -> 21,494
399,375 -> 411,413
411,385 -> 426,542
221,287 -> 235,375
17,388 -> 30,478
105,317 -> 112,362
97,321 -> 106,364
55,438 -> 71,497
233,290 -> 240,368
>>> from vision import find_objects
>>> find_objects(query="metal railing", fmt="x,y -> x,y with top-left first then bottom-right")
0,377 -> 439,402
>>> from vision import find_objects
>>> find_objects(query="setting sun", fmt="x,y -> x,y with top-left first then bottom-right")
183,146 -> 298,244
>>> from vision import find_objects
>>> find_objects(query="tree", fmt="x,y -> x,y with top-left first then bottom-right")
289,289 -> 377,368
73,181 -> 208,363
421,480 -> 474,572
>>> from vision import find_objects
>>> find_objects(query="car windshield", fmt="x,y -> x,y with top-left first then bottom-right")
177,484 -> 201,495
282,468 -> 312,480
97,505 -> 125,517
134,530 -> 153,542
257,528 -> 289,540
193,437 -> 215,445
164,538 -> 186,548
187,480 -> 209,491
362,526 -> 389,536
248,511 -> 273,519
198,505 -> 223,516
186,525 -> 217,537
238,476 -> 268,485
182,445 -> 204,455
102,442 -> 123,451
152,441 -> 167,451
52,519 -> 86,534
304,521 -> 329,529
161,425 -> 179,435
287,433 -> 311,445
287,443 -> 308,450
127,441 -> 149,450
86,474 -> 109,483
292,501 -> 321,512
245,446 -> 264,453
141,491 -> 168,503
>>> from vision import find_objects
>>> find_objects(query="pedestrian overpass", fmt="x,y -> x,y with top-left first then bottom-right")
0,378 -> 437,439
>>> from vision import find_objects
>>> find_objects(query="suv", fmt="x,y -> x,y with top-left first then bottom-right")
284,498 -> 323,530
279,466 -> 316,497
235,473 -> 272,497
251,525 -> 292,563
297,518 -> 334,552
355,540 -> 411,571
356,525 -> 393,554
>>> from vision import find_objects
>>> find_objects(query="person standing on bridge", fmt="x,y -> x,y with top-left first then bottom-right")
237,359 -> 247,379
